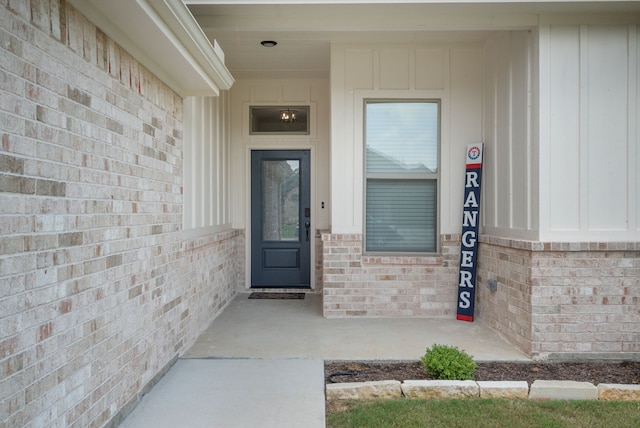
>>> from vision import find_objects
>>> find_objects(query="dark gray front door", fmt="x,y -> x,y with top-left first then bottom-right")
251,150 -> 311,288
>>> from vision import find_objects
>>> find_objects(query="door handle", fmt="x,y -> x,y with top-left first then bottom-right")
304,220 -> 310,241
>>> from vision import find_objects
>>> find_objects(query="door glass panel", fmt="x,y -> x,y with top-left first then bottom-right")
262,159 -> 300,241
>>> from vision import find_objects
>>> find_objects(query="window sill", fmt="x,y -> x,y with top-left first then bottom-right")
361,254 -> 443,266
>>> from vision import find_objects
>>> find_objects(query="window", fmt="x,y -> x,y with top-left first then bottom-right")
364,100 -> 439,253
250,106 -> 310,135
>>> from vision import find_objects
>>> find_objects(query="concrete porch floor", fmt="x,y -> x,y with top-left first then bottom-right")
119,293 -> 529,428
184,292 -> 530,361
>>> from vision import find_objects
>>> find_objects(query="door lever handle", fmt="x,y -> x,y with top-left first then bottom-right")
304,220 -> 310,241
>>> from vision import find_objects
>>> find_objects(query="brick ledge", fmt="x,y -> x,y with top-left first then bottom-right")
361,255 -> 443,266
480,235 -> 640,252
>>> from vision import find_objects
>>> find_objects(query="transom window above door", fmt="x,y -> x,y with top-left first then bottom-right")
364,100 -> 440,253
250,106 -> 310,135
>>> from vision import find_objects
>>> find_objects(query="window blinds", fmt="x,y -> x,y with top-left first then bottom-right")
365,101 -> 439,253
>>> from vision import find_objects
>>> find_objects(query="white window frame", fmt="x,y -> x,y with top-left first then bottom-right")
363,99 -> 441,254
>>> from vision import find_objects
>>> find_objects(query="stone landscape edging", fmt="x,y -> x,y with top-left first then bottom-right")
325,380 -> 640,402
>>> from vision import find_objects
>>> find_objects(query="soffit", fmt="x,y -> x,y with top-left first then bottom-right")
186,1 -> 640,80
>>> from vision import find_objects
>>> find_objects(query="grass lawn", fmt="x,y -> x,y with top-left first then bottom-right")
327,398 -> 640,428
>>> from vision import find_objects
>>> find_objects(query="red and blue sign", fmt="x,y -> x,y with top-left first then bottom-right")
456,144 -> 484,322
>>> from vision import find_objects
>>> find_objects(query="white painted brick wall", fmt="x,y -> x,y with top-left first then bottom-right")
0,3 -> 240,427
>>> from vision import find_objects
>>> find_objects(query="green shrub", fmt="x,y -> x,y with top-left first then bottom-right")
421,344 -> 477,380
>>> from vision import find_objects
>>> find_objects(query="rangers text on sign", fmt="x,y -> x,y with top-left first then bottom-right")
456,144 -> 484,322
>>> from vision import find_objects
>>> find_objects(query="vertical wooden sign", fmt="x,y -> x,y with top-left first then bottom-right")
456,144 -> 484,322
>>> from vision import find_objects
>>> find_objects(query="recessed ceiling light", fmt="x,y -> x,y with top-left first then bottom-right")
260,40 -> 277,47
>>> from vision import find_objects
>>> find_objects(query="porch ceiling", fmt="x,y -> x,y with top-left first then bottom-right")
186,1 -> 640,80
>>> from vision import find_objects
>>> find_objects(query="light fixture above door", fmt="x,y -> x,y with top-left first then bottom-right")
280,109 -> 297,122
250,106 -> 309,135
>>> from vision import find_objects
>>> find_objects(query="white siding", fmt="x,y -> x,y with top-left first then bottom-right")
449,48 -> 484,234
540,24 -> 640,241
183,95 -> 231,236
481,31 -> 538,240
330,43 -> 484,235
229,79 -> 331,230
228,79 -> 330,289
548,26 -> 581,232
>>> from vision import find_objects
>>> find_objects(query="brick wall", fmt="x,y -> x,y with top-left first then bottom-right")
477,236 -> 640,359
322,233 -> 461,317
475,237 -> 534,355
315,234 -> 323,292
323,231 -> 639,359
0,2 -> 239,427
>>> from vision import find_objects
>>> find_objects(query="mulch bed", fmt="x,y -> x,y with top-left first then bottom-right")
325,360 -> 640,386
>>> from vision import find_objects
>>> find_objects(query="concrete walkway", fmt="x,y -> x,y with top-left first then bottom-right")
119,359 -> 325,428
119,293 -> 529,427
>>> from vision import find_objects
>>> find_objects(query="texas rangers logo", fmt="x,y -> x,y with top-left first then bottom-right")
467,146 -> 481,161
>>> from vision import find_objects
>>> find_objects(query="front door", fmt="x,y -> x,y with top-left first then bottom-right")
251,150 -> 311,288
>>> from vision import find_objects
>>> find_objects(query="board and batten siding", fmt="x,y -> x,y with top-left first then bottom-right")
229,79 -> 331,232
481,30 -> 538,241
330,43 -> 484,236
540,24 -> 640,242
183,95 -> 232,237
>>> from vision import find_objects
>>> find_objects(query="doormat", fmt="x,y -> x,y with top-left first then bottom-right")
248,292 -> 305,300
